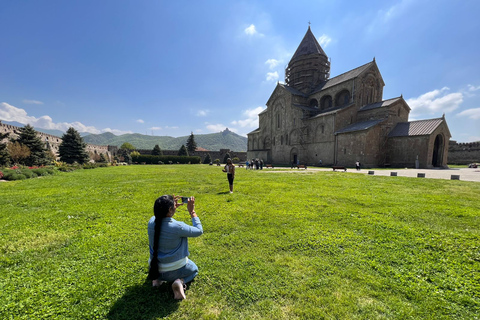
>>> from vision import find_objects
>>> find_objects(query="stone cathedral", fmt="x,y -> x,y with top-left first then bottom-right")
247,27 -> 451,168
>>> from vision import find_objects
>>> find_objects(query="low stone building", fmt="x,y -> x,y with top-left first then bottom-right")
247,27 -> 451,168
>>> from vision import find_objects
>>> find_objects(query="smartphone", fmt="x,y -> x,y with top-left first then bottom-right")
181,197 -> 189,204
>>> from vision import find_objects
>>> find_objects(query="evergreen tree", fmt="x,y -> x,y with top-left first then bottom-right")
0,132 -> 10,166
178,144 -> 189,156
203,153 -> 212,164
14,124 -> 50,166
58,127 -> 90,164
186,132 -> 197,154
223,152 -> 231,164
152,144 -> 162,155
99,153 -> 107,163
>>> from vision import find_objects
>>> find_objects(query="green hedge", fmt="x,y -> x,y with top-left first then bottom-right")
131,155 -> 201,164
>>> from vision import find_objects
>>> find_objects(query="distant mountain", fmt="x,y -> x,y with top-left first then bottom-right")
1,120 -> 248,151
83,128 -> 248,152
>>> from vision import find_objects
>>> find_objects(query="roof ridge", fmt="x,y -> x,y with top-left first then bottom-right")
328,60 -> 373,81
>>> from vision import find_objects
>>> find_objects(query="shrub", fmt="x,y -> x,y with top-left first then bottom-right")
3,172 -> 27,180
131,155 -> 201,165
21,170 -> 36,179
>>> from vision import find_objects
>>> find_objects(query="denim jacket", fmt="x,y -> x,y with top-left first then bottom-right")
148,216 -> 203,264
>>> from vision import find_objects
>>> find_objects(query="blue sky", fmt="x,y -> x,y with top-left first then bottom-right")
1,0 -> 479,142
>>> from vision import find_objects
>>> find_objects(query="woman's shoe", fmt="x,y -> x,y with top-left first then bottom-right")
172,279 -> 186,300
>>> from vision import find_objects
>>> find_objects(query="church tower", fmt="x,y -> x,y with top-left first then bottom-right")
285,26 -> 330,94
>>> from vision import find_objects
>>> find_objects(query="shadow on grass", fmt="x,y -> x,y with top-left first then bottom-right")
107,279 -> 179,320
217,191 -> 231,195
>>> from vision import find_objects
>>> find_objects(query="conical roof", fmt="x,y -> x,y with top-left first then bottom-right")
289,27 -> 327,63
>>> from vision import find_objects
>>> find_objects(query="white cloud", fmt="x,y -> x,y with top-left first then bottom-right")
245,24 -> 257,35
102,128 -> 133,135
265,59 -> 279,69
318,34 -> 332,48
197,110 -> 209,117
136,119 -> 144,123
0,102 -> 127,135
406,87 -> 463,116
266,71 -> 279,82
149,127 -> 162,131
231,106 -> 265,129
23,99 -> 44,105
456,108 -> 480,120
165,126 -> 178,130
468,84 -> 480,92
206,123 -> 227,132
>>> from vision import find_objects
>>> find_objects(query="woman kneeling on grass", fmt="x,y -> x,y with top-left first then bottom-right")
148,195 -> 203,300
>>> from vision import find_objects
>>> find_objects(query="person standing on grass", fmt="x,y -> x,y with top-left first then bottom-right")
223,158 -> 235,193
148,195 -> 203,300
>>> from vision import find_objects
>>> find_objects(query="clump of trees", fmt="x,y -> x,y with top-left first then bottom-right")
1,124 -> 52,166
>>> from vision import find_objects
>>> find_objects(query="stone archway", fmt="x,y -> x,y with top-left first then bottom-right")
432,134 -> 444,167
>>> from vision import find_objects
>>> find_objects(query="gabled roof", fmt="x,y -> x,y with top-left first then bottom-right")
278,83 -> 308,97
311,61 -> 375,94
359,97 -> 403,111
388,118 -> 445,137
335,119 -> 385,134
289,27 -> 327,64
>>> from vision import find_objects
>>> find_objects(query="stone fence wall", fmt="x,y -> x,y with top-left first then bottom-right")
448,141 -> 480,164
136,148 -> 247,163
1,121 -> 114,161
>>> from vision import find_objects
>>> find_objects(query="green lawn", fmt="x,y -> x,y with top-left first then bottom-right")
1,165 -> 479,319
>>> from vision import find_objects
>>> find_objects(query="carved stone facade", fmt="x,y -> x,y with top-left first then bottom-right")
247,27 -> 451,168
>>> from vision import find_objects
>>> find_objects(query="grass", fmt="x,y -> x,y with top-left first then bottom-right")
0,165 -> 479,319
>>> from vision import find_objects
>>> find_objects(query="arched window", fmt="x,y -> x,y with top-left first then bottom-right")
320,95 -> 332,110
309,99 -> 318,108
335,90 -> 351,106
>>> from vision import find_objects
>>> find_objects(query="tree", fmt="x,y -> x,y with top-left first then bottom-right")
58,127 -> 90,164
223,152 -> 231,164
120,142 -> 135,150
178,144 -> 188,156
0,132 -> 10,166
7,142 -> 31,165
99,153 -> 107,163
130,151 -> 140,157
203,153 -> 212,164
152,144 -> 162,156
186,132 -> 197,154
14,124 -> 50,166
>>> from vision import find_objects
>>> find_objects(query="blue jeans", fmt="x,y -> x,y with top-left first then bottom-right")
158,259 -> 198,284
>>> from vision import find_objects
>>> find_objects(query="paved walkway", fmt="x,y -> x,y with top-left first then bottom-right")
305,167 -> 480,182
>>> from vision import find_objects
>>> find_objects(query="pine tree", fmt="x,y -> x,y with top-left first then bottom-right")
186,132 -> 197,154
0,132 -> 10,166
203,153 -> 212,164
152,144 -> 162,155
58,127 -> 90,164
178,144 -> 189,156
14,124 -> 50,166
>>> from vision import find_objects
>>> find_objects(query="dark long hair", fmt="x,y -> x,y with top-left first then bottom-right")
148,195 -> 174,280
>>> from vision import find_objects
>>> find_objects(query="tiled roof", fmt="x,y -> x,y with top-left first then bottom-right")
388,118 -> 444,137
359,97 -> 402,111
278,83 -> 307,97
335,119 -> 384,134
312,61 -> 374,93
289,27 -> 327,63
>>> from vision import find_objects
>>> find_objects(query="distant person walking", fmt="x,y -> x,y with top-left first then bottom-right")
223,158 -> 236,193
355,161 -> 361,171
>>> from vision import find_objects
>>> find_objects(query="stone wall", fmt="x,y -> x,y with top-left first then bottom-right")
136,148 -> 247,163
448,141 -> 480,164
0,121 -> 113,162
